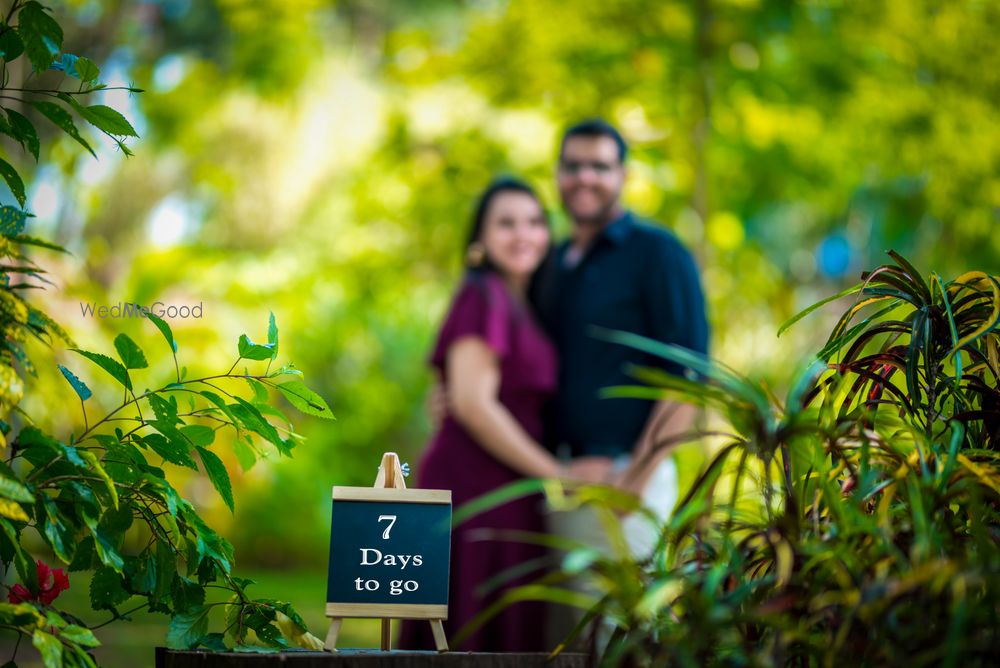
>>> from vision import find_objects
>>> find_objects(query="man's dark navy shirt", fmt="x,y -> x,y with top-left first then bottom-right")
537,211 -> 709,458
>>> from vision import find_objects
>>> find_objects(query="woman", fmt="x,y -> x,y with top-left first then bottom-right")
399,178 -> 590,652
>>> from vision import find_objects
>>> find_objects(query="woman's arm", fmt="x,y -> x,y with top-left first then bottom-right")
445,336 -> 564,478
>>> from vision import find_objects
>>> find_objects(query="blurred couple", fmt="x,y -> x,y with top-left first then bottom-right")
400,119 -> 709,652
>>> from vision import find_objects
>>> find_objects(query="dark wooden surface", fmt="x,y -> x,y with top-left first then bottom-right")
155,648 -> 590,667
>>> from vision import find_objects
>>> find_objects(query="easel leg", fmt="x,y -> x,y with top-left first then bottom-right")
324,618 -> 342,651
381,618 -> 392,650
429,619 -> 448,652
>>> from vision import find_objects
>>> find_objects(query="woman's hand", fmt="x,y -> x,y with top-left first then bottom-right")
562,456 -> 616,484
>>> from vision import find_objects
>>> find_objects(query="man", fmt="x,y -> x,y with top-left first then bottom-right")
539,118 -> 709,501
537,118 -> 709,646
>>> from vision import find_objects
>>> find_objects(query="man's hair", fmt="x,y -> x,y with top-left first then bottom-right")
560,118 -> 628,162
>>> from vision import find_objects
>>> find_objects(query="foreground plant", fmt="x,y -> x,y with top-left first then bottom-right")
2,3 -> 331,664
1,311 -> 332,665
512,252 -> 1000,667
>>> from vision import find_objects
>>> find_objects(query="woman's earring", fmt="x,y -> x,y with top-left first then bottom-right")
465,242 -> 486,267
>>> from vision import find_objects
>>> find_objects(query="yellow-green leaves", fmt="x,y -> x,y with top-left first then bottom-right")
113,333 -> 149,370
276,380 -> 334,419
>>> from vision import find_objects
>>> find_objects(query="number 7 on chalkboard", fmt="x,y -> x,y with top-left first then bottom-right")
377,514 -> 397,539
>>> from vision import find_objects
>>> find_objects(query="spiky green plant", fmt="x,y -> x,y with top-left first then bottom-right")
518,252 -> 1000,667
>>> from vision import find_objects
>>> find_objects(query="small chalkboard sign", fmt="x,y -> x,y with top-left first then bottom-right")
324,453 -> 451,652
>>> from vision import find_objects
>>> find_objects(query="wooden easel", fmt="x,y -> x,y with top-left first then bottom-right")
324,452 -> 449,652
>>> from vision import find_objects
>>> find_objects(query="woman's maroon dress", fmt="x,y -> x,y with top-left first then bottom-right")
398,272 -> 556,651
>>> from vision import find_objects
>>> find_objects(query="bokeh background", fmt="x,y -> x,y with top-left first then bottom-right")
4,0 -> 1000,663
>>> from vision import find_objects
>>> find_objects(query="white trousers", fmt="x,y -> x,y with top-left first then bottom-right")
544,456 -> 678,647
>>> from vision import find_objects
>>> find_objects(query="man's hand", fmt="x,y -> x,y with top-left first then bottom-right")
563,456 -> 616,483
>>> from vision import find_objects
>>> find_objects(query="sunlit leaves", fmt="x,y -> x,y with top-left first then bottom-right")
197,446 -> 234,513
113,333 -> 148,369
276,380 -> 334,419
238,334 -> 275,361
147,308 -> 178,353
70,349 -> 131,389
0,498 -> 29,522
0,476 -> 34,503
31,629 -> 63,668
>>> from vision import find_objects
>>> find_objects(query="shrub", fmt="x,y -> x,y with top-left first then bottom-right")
548,252 -> 1000,667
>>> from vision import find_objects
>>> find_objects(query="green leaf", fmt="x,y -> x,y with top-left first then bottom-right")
68,536 -> 96,572
90,565 -> 129,610
778,282 -> 864,337
74,56 -> 100,82
171,576 -> 205,614
237,334 -> 275,361
267,312 -> 278,353
0,205 -> 27,235
17,427 -> 86,468
41,497 -> 73,562
142,433 -> 198,470
82,511 -> 125,573
57,364 -> 92,401
180,424 -> 215,447
167,606 -> 211,649
70,349 -> 131,390
232,436 -> 257,472
101,503 -> 133,538
267,363 -> 302,377
1,518 -> 39,593
245,377 -> 269,404
0,476 -> 34,503
78,104 -> 138,137
146,308 -> 177,352
152,540 -> 176,604
113,333 -> 148,369
0,602 -> 44,627
0,499 -> 29,522
127,552 -> 157,595
60,625 -> 100,648
178,501 -> 233,572
0,28 -> 24,61
31,630 -> 63,668
276,381 -> 335,419
148,392 -> 180,423
5,108 -> 40,160
79,450 -> 118,509
197,447 -> 234,513
17,1 -> 63,72
0,157 -> 26,207
31,100 -> 95,157
229,398 -> 284,448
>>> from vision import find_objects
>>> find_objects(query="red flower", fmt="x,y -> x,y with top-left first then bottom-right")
6,560 -> 70,606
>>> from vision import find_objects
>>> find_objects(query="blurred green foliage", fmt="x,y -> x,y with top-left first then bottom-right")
8,0 -> 1000,580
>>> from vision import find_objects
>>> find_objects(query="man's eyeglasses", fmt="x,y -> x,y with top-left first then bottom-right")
558,160 -> 619,176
